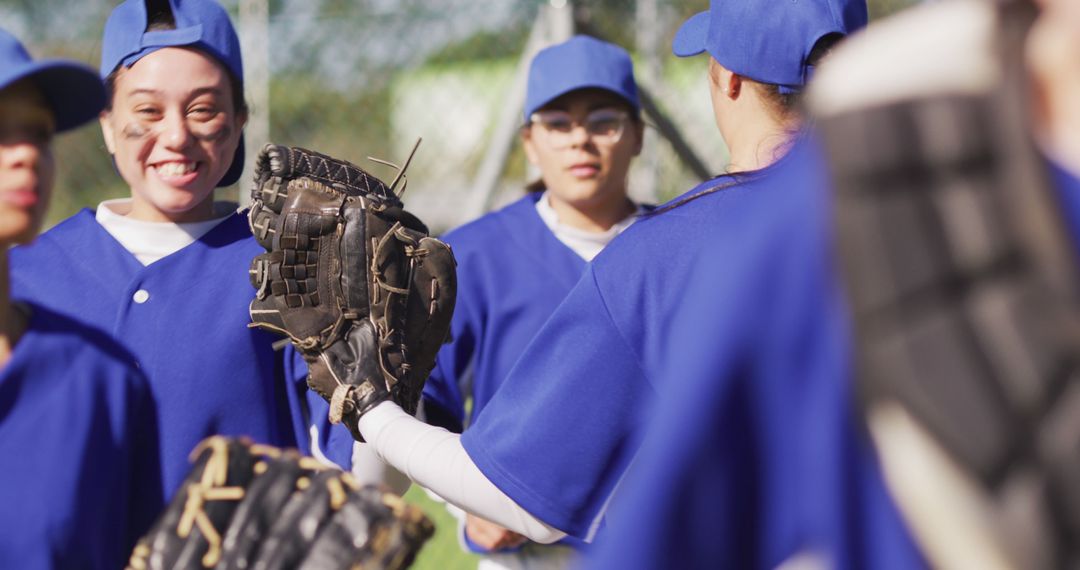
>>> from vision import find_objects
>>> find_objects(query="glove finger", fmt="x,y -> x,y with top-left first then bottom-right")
296,486 -> 434,570
248,205 -> 279,248
216,454 -> 308,569
255,143 -> 295,179
128,438 -> 256,570
391,233 -> 458,416
249,470 -> 344,569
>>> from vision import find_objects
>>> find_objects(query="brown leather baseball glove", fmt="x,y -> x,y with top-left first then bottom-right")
247,144 -> 456,440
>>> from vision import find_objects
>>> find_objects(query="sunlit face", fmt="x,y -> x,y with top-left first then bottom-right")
100,47 -> 245,223
0,79 -> 56,246
522,88 -> 642,212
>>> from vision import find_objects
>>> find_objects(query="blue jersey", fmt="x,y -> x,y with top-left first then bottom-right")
582,144 -> 924,569
9,209 -> 349,496
0,303 -> 163,570
423,193 -> 587,432
461,152 -> 807,539
1051,160 -> 1080,258
461,140 -> 920,564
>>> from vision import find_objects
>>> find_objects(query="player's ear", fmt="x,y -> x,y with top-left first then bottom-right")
727,73 -> 742,100
99,111 -> 116,155
521,126 -> 540,166
708,58 -> 742,101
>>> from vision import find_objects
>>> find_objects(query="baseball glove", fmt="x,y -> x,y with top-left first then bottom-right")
125,436 -> 434,570
815,1 -> 1080,566
247,144 -> 456,439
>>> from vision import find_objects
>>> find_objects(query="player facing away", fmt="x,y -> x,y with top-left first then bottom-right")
420,35 -> 648,569
580,0 -> 1080,567
9,0 -> 352,501
0,28 -> 164,569
288,0 -> 923,566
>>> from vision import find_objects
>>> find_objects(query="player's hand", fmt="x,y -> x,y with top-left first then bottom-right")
464,513 -> 528,551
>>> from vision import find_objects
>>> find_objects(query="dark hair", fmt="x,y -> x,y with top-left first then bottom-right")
103,4 -> 248,116
525,178 -> 547,193
651,33 -> 843,215
752,33 -> 844,123
146,0 -> 175,27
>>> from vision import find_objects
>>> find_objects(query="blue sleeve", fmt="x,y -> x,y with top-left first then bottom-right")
461,266 -> 651,539
585,164 -> 923,569
0,311 -> 166,570
584,229 -> 796,569
1049,159 -> 1080,258
283,347 -> 356,470
422,275 -> 480,433
280,346 -> 311,453
125,370 -> 165,553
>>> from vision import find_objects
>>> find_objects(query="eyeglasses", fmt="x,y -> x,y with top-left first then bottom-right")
528,108 -> 629,149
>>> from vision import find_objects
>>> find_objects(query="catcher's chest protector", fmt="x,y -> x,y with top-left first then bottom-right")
816,1 -> 1080,568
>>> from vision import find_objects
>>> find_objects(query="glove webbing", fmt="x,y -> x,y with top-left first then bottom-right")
372,223 -> 421,382
324,223 -> 425,426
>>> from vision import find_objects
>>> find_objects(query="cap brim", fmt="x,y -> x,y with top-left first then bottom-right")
672,11 -> 709,57
7,60 -> 106,133
525,83 -> 639,122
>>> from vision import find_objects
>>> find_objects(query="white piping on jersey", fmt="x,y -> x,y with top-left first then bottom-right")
307,424 -> 336,468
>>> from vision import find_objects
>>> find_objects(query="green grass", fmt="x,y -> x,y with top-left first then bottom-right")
403,486 -> 481,570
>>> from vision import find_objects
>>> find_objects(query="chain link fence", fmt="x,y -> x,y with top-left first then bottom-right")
1,0 -> 917,234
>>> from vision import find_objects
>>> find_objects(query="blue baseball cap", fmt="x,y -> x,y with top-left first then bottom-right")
673,0 -> 868,92
524,35 -> 640,122
101,0 -> 245,187
0,28 -> 105,133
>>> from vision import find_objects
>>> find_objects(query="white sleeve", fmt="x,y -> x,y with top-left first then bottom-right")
350,442 -> 412,496
357,401 -> 567,544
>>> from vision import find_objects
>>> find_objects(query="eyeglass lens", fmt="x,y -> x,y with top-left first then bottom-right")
531,109 -> 627,148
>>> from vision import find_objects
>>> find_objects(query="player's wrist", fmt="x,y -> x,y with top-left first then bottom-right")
356,400 -> 408,444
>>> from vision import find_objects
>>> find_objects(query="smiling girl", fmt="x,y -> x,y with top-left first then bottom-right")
8,0 -> 343,499
100,45 -> 244,224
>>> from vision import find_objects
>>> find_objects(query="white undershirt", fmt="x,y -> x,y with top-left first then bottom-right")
534,191 -> 642,261
95,199 -> 235,265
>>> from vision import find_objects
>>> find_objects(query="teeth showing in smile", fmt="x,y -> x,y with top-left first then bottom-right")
155,162 -> 197,177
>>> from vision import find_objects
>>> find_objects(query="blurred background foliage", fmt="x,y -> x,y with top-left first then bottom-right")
2,0 -> 916,233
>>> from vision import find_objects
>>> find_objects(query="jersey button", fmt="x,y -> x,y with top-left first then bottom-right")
133,289 -> 150,304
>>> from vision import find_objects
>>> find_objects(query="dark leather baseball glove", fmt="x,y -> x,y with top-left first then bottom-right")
247,144 -> 456,439
125,437 -> 434,570
816,1 -> 1080,566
